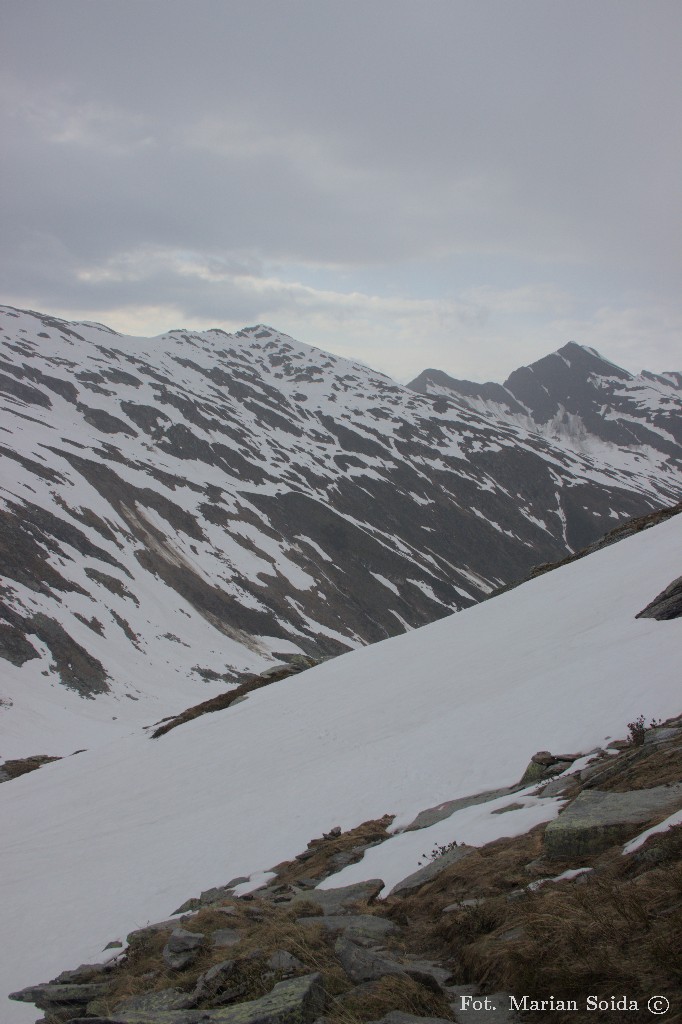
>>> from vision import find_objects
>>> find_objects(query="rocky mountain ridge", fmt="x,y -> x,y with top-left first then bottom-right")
1,305 -> 681,756
408,341 -> 682,458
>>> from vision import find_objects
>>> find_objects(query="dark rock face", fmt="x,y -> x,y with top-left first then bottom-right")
1,306 -> 680,744
543,784 -> 682,859
409,341 -> 682,467
636,575 -> 682,620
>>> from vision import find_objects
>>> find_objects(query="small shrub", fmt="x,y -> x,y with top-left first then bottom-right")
627,714 -> 663,746
418,840 -> 458,866
628,715 -> 647,746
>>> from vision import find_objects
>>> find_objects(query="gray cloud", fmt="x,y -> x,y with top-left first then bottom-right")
1,0 -> 681,378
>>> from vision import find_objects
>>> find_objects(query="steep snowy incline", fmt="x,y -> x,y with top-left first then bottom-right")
0,509 -> 680,1022
1,306 -> 680,755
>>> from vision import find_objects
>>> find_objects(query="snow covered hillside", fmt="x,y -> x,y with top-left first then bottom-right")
0,507 -> 680,1023
1,306 -> 680,757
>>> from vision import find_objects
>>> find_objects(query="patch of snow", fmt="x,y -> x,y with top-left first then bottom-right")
622,809 -> 682,854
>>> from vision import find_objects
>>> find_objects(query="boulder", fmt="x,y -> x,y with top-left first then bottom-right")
162,928 -> 205,970
544,784 -> 682,859
334,938 -> 405,984
10,981 -> 110,1010
96,973 -> 325,1022
404,787 -> 515,831
207,972 -> 325,1022
389,846 -> 474,896
519,752 -> 576,786
539,775 -> 577,797
635,574 -> 682,619
192,959 -> 241,1005
644,727 -> 681,745
334,939 -> 443,993
289,879 -> 384,915
115,989 -> 196,1013
267,950 -> 306,974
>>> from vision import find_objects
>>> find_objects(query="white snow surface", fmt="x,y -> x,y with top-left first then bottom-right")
0,514 -> 681,1020
622,808 -> 682,855
318,786 -> 567,897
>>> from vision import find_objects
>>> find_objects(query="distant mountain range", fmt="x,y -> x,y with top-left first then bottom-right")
0,305 -> 680,755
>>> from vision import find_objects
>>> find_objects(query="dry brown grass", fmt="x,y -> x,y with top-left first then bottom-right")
150,670 -> 288,738
270,815 -> 395,889
327,974 -> 455,1023
99,898 -> 358,1015
388,822 -> 682,1024
1,754 -> 61,780
593,737 -> 682,792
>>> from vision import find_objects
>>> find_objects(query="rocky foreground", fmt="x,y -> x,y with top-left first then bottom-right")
12,715 -> 682,1024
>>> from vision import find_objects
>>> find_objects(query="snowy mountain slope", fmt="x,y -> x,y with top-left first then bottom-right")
0,505 -> 680,1022
409,341 -> 682,459
1,306 -> 680,757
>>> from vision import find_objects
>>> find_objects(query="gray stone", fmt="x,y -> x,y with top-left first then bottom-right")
579,760 -> 610,783
540,775 -> 578,797
107,974 -> 325,1022
172,898 -> 203,914
55,962 -> 109,983
289,879 -> 384,915
519,759 -> 565,785
334,938 -> 405,984
389,846 -> 474,896
644,727 -> 681,745
636,574 -> 682,620
531,751 -> 556,766
296,913 -> 398,945
10,981 -> 110,1009
116,989 -> 195,1013
334,940 -> 443,993
404,787 -> 516,831
200,879 -> 250,904
544,784 -> 682,859
193,959 -> 237,1003
267,950 -> 306,974
401,957 -> 453,988
162,928 -> 205,970
201,972 -> 326,1022
327,850 -> 357,871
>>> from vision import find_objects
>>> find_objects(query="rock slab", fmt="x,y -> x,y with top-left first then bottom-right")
544,784 -> 682,859
289,879 -> 384,915
389,846 -> 474,896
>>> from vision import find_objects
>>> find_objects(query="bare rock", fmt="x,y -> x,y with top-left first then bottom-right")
162,928 -> 205,970
289,879 -> 384,915
544,784 -> 682,859
389,846 -> 474,896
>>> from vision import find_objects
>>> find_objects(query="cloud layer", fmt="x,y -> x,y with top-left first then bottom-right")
2,0 -> 681,380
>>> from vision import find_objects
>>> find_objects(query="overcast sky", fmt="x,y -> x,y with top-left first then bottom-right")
2,1 -> 681,383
